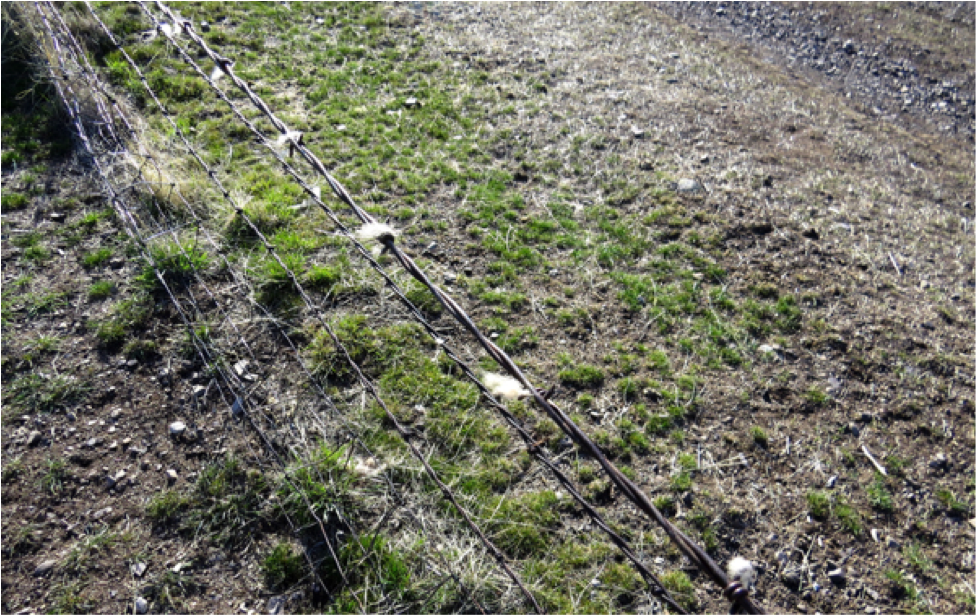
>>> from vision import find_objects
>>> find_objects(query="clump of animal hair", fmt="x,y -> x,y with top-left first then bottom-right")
354,223 -> 398,243
482,371 -> 530,401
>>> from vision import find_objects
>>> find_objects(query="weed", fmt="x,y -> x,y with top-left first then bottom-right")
834,500 -> 862,536
804,386 -> 830,406
262,542 -> 306,590
661,570 -> 697,611
750,426 -> 768,447
670,472 -> 692,492
935,488 -> 969,516
558,363 -> 605,389
48,581 -> 93,614
8,373 -> 89,413
868,473 -> 894,513
64,527 -> 118,575
677,452 -> 697,471
123,339 -> 158,361
146,490 -> 190,523
39,458 -> 69,495
1,192 -> 28,210
25,291 -> 67,316
87,280 -> 115,300
186,456 -> 273,547
81,247 -> 113,268
903,542 -> 933,572
806,491 -> 830,519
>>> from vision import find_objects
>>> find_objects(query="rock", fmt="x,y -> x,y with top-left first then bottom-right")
827,567 -> 846,585
49,212 -> 66,223
631,126 -> 645,138
404,97 -> 421,108
92,506 -> 113,520
865,586 -> 881,601
758,344 -> 780,355
169,421 -> 186,436
929,452 -> 948,470
166,469 -> 178,484
268,596 -> 285,615
231,397 -> 244,417
843,40 -> 856,54
676,178 -> 702,193
106,470 -> 127,489
131,562 -> 147,577
27,430 -> 42,446
134,596 -> 149,614
34,559 -> 57,576
200,21 -> 211,32
781,568 -> 801,589
191,385 -> 206,398
826,475 -> 838,489
233,360 -> 249,376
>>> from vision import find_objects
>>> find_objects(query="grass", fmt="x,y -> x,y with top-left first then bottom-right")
39,458 -> 69,495
261,542 -> 306,590
7,373 -> 90,414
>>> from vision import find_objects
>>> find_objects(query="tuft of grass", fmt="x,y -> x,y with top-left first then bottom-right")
669,472 -> 692,492
87,280 -> 115,300
8,373 -> 90,413
867,473 -> 894,513
261,543 -> 306,590
39,458 -> 69,495
558,363 -> 605,389
81,247 -> 113,268
935,488 -> 969,516
1,192 -> 29,210
750,426 -> 768,447
804,386 -> 830,406
660,570 -> 697,611
806,490 -> 830,519
146,490 -> 190,524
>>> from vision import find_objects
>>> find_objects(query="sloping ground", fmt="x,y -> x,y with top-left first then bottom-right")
2,3 -> 973,614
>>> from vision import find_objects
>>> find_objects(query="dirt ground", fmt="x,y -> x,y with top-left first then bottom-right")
2,2 -> 973,614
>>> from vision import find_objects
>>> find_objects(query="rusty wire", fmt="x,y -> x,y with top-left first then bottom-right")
70,3 -> 545,611
47,3 -> 495,612
138,2 -> 764,612
125,3 -> 690,611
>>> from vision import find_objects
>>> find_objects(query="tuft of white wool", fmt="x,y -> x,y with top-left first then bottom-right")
354,223 -> 398,243
275,130 -> 304,147
482,372 -> 530,401
353,456 -> 384,478
727,557 -> 757,589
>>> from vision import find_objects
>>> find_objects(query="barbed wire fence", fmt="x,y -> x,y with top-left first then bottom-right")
30,3 -> 503,613
28,1 -> 767,612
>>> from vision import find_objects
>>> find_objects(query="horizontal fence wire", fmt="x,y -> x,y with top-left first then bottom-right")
69,2 -> 540,612
143,2 -> 765,612
128,4 -> 692,611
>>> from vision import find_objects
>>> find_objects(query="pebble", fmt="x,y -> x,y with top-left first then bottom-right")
631,126 -> 645,138
27,430 -> 42,446
192,385 -> 206,398
827,567 -> 845,584
929,452 -> 948,470
268,596 -> 285,615
131,562 -> 147,577
200,21 -> 211,32
166,469 -> 179,483
34,559 -> 57,576
404,97 -> 420,108
826,475 -> 838,489
781,568 -> 801,589
676,178 -> 702,193
135,596 -> 149,614
106,469 -> 127,489
169,421 -> 187,436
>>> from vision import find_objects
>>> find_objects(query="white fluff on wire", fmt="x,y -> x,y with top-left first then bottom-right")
482,372 -> 530,401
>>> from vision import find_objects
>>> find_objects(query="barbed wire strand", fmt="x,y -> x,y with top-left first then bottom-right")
143,2 -> 762,612
76,4 -> 543,612
122,8 -> 689,611
134,3 -> 714,611
53,5 -> 493,612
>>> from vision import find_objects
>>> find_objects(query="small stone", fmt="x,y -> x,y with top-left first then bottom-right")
34,559 -> 57,576
870,528 -> 880,542
85,437 -> 102,448
929,452 -> 948,470
200,21 -> 211,32
886,538 -> 900,550
404,97 -> 420,108
126,359 -> 138,368
134,596 -> 149,614
268,596 -> 285,615
169,421 -> 187,436
781,568 -> 801,589
191,385 -> 206,398
27,430 -> 42,446
676,178 -> 702,193
106,470 -> 126,489
631,126 -> 645,138
166,469 -> 178,483
827,567 -> 845,584
315,17 -> 325,25
865,586 -> 881,601
49,212 -> 66,223
826,475 -> 838,489
846,423 -> 860,437
92,506 -> 113,520
131,562 -> 147,577
233,360 -> 249,377
699,154 -> 710,164
758,344 -> 780,355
